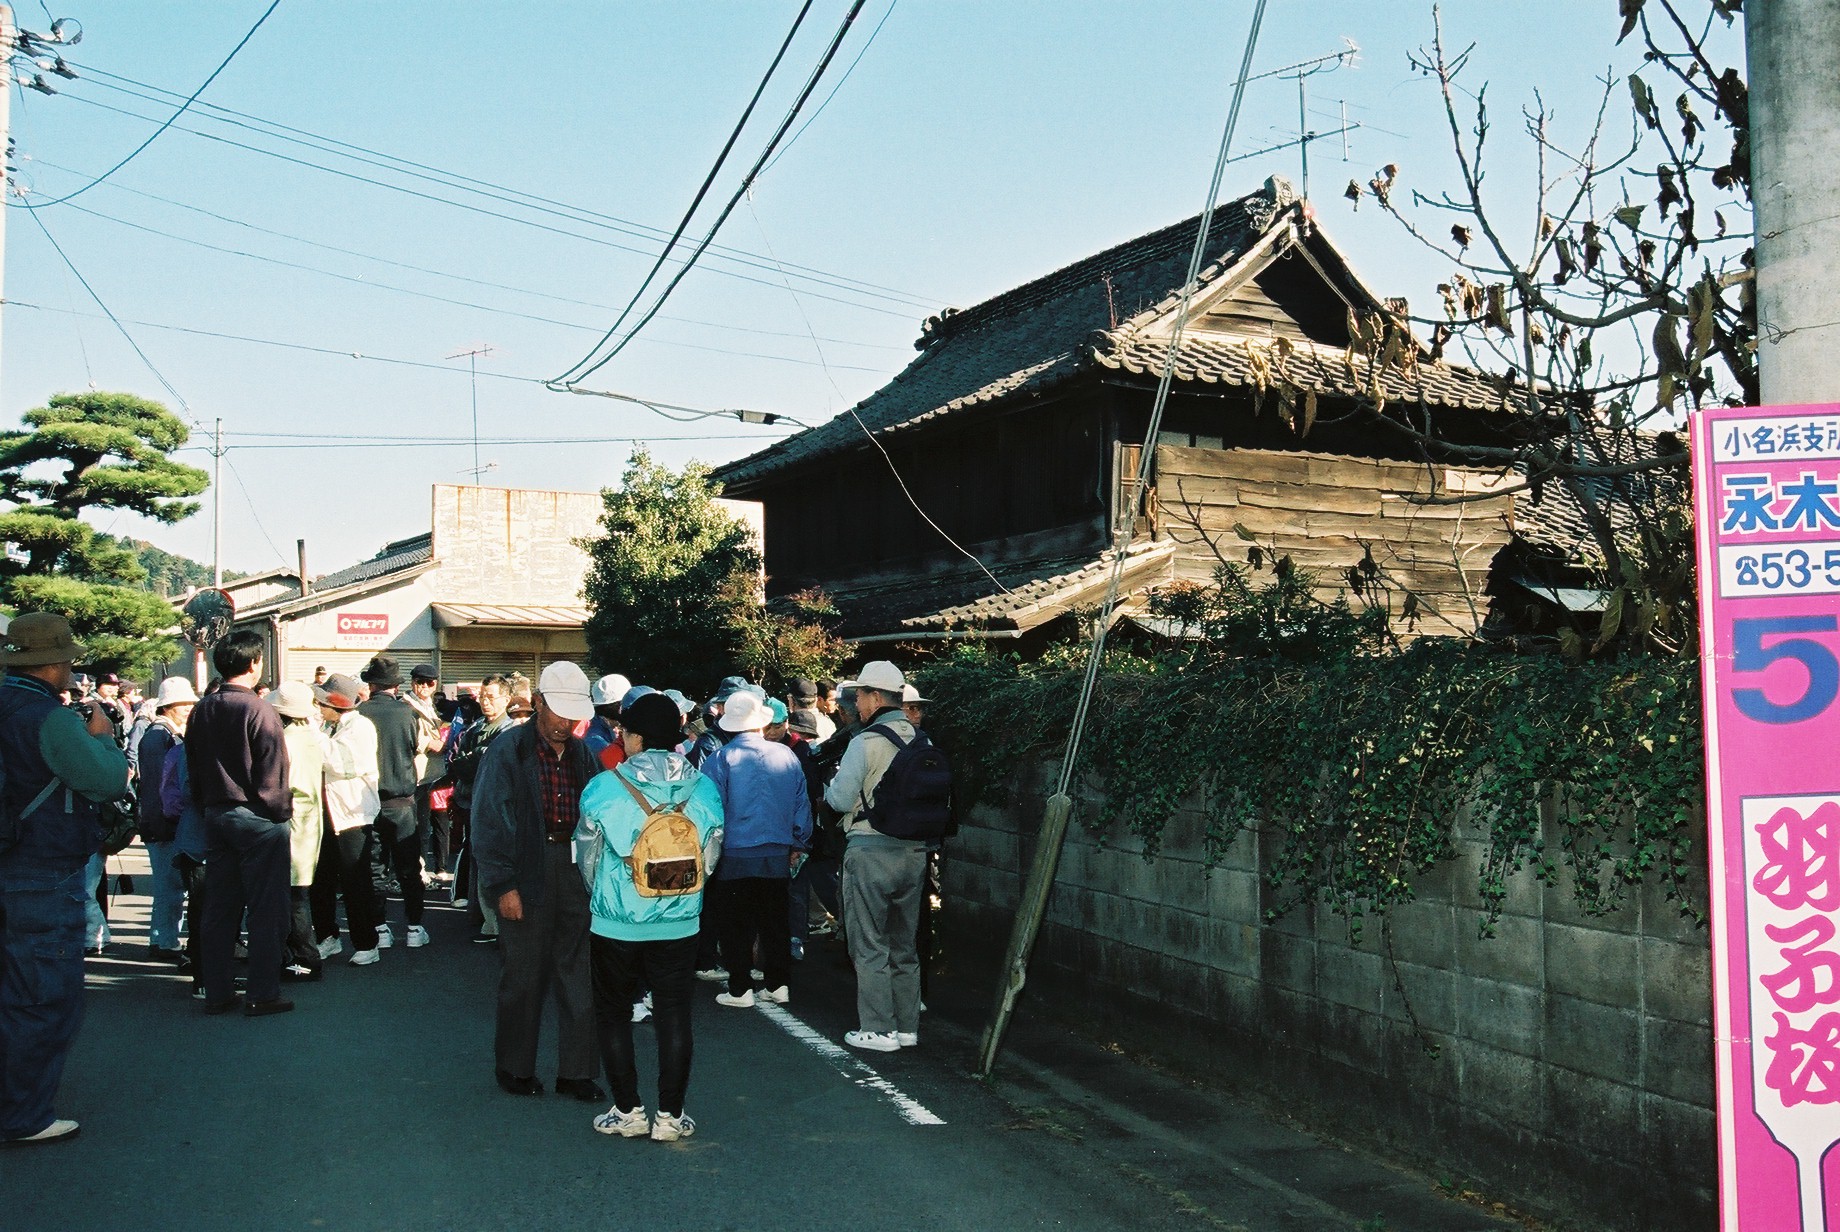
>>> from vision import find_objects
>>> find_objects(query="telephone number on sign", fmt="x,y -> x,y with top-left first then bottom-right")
1718,543 -> 1840,597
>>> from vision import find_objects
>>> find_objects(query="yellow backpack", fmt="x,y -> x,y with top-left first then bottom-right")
615,775 -> 705,898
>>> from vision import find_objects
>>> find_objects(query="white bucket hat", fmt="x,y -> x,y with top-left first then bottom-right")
538,662 -> 595,721
855,660 -> 906,694
590,672 -> 631,706
718,690 -> 772,732
155,677 -> 199,710
269,680 -> 317,721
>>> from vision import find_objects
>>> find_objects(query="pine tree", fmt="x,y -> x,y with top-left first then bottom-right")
0,392 -> 211,676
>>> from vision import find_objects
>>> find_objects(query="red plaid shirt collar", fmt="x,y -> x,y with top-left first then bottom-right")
534,737 -> 587,841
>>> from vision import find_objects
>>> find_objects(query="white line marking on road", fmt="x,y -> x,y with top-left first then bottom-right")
756,1002 -> 946,1126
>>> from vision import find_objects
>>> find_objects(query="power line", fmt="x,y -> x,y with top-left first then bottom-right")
176,432 -> 782,452
41,65 -> 938,312
556,0 -> 871,387
42,196 -> 890,372
24,158 -> 907,350
26,0 -> 283,208
222,450 -> 292,569
761,0 -> 898,176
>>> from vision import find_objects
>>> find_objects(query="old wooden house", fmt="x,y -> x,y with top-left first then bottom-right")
713,177 -> 1578,647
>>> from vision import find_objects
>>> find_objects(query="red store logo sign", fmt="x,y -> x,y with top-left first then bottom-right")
337,613 -> 390,637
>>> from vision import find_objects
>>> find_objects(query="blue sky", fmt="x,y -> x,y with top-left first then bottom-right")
1,1 -> 1734,576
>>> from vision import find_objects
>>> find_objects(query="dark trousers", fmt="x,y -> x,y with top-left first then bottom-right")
495,842 -> 596,1083
201,806 -> 291,1005
708,875 -> 791,996
421,789 -> 451,876
0,859 -> 86,1140
372,798 -> 424,927
286,887 -> 319,970
790,855 -> 842,944
591,933 -> 696,1116
310,825 -> 380,952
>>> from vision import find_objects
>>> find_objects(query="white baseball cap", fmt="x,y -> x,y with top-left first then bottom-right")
590,672 -> 631,706
539,662 -> 595,721
855,661 -> 906,693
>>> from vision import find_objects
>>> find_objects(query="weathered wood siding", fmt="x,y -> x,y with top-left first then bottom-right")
1152,445 -> 1515,637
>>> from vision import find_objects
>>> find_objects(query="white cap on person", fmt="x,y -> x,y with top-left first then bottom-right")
539,662 -> 595,721
590,673 -> 631,706
718,691 -> 772,732
855,661 -> 905,694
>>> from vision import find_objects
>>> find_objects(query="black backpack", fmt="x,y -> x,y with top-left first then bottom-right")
859,725 -> 953,841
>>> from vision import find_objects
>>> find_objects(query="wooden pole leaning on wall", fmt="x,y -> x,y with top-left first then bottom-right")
975,791 -> 1074,1078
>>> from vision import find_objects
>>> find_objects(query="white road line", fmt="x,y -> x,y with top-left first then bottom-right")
756,1002 -> 947,1126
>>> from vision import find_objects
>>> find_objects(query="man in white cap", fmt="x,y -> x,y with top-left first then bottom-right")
0,613 -> 130,1146
471,662 -> 604,1103
135,676 -> 199,963
824,661 -> 929,1052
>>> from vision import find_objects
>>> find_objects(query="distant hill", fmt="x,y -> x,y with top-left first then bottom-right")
105,536 -> 247,597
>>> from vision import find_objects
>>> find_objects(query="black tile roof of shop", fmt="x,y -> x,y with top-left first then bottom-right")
309,533 -> 434,593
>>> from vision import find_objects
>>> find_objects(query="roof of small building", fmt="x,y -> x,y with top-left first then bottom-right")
310,533 -> 434,593
714,177 -> 1516,492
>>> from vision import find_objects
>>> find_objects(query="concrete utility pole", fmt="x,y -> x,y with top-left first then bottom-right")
212,418 -> 223,586
1748,0 -> 1840,404
1,5 -> 15,396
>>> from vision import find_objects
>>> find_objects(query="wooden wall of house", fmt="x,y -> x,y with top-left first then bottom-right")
754,396 -> 1109,593
1153,444 -> 1515,637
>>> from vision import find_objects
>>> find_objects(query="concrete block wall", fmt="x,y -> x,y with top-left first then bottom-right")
942,767 -> 1716,1231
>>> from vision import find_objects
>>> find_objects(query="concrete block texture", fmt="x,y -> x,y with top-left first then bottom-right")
1545,921 -> 1641,1007
1543,1066 -> 1642,1160
1544,995 -> 1642,1086
1314,943 -> 1384,1012
1457,977 -> 1543,1058
1203,867 -> 1261,924
1642,1015 -> 1714,1107
1455,909 -> 1544,987
1640,936 -> 1712,1026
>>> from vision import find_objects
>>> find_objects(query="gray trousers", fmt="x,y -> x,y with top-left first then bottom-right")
494,842 -> 596,1082
841,842 -> 927,1034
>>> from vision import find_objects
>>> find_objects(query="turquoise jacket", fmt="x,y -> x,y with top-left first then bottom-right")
574,750 -> 724,942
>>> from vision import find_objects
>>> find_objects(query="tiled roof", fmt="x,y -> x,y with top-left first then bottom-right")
311,533 -> 434,593
806,541 -> 1176,640
714,183 -> 1286,491
1506,433 -> 1685,564
1091,333 -> 1516,414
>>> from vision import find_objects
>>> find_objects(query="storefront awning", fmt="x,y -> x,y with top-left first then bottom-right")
431,603 -> 591,630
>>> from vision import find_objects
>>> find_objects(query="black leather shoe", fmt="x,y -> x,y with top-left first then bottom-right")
147,946 -> 186,964
244,998 -> 295,1017
495,1069 -> 542,1096
554,1078 -> 605,1103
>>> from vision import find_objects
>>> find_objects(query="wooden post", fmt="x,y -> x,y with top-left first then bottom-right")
975,791 -> 1073,1078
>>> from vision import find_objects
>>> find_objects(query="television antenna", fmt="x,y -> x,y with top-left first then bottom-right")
446,343 -> 495,483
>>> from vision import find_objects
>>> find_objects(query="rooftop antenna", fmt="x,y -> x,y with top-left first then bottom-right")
1219,41 -> 1362,190
446,343 -> 495,484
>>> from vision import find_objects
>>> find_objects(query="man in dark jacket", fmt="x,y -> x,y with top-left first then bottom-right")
136,676 -> 198,962
0,614 -> 131,1146
471,662 -> 603,1102
186,629 -> 294,1017
359,654 -> 428,949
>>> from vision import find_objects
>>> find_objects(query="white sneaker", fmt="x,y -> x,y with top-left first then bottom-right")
715,990 -> 755,1008
405,925 -> 430,948
375,924 -> 394,950
694,967 -> 727,982
451,896 -> 469,909
592,1104 -> 650,1138
650,1111 -> 695,1142
631,999 -> 652,1024
844,1030 -> 901,1052
315,936 -> 341,960
8,1118 -> 79,1145
758,985 -> 789,1005
349,948 -> 380,966
896,1032 -> 919,1047
750,967 -> 764,981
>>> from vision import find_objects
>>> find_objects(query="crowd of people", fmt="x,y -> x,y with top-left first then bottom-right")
0,610 -> 950,1149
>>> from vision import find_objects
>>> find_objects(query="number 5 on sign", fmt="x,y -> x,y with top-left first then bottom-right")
1731,616 -> 1840,724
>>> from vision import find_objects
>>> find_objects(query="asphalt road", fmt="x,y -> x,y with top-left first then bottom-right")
2,849 -> 1520,1232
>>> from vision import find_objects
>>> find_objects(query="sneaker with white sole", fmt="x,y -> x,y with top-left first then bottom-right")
714,990 -> 754,1008
349,948 -> 380,966
375,925 -> 394,950
315,936 -> 341,960
694,967 -> 727,982
631,998 -> 652,1024
650,1111 -> 695,1142
844,1030 -> 901,1052
452,896 -> 469,909
750,968 -> 764,981
896,1032 -> 919,1047
405,925 -> 430,948
7,1118 -> 80,1146
592,1104 -> 650,1138
758,985 -> 789,1005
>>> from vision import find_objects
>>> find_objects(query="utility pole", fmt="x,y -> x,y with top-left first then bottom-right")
1748,1 -> 1840,403
211,418 -> 223,586
1,5 -> 14,395
447,344 -> 494,484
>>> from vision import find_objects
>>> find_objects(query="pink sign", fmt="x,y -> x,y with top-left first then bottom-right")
1694,403 -> 1840,1229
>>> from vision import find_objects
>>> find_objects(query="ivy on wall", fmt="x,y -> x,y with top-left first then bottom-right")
920,577 -> 1705,935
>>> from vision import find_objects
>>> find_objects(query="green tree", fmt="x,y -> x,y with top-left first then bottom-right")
0,392 -> 211,676
579,450 -> 762,698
